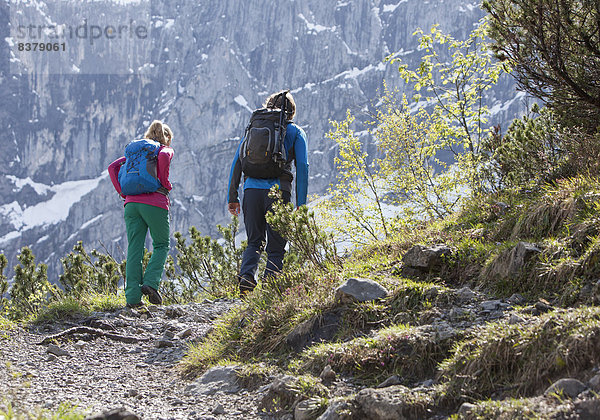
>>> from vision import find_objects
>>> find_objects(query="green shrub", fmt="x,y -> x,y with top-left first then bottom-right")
58,241 -> 123,297
484,106 -> 566,189
1,247 -> 58,320
0,254 -> 8,312
267,187 -> 340,271
163,216 -> 245,301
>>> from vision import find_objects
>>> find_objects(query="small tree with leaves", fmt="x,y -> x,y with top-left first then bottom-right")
391,19 -> 509,195
320,20 -> 510,242
375,89 -> 463,219
318,111 -> 392,244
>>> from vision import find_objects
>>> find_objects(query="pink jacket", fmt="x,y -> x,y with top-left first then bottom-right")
108,146 -> 174,211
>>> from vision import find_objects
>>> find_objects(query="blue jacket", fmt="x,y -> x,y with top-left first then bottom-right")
228,122 -> 309,206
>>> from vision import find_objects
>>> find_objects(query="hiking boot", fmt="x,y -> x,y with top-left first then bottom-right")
125,302 -> 152,318
141,284 -> 162,305
239,276 -> 257,295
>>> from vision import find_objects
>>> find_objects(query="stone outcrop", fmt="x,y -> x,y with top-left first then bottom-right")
544,378 -> 587,399
402,244 -> 453,277
334,277 -> 389,304
286,309 -> 344,352
483,241 -> 542,281
184,365 -> 241,395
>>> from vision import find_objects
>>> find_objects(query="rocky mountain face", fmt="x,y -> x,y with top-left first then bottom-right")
0,0 -> 522,279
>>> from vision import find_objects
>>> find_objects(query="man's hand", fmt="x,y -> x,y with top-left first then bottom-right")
228,202 -> 241,216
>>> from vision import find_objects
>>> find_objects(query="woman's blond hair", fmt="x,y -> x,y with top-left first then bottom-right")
144,120 -> 171,146
264,90 -> 296,121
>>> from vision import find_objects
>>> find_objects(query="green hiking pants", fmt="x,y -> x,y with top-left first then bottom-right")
124,202 -> 170,305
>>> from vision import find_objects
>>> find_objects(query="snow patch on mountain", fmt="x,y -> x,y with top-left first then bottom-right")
298,14 -> 335,33
292,62 -> 387,94
383,1 -> 408,13
0,173 -> 108,244
65,214 -> 104,243
489,91 -> 527,116
6,175 -> 53,196
234,95 -> 253,113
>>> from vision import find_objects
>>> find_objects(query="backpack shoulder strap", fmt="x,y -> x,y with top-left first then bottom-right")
285,121 -> 296,162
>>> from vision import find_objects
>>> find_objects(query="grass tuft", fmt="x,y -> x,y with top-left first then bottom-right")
180,307 -> 244,377
86,292 -> 126,312
0,316 -> 15,331
181,267 -> 340,377
33,296 -> 89,324
0,401 -> 85,420
258,374 -> 329,414
450,396 -> 575,419
439,306 -> 600,401
291,323 -> 457,386
236,362 -> 280,389
32,292 -> 126,324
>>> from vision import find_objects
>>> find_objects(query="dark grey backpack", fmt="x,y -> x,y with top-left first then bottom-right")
239,91 -> 291,179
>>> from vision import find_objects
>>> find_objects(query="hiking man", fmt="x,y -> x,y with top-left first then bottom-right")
227,90 -> 309,293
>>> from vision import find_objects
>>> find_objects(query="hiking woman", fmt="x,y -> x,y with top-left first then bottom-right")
108,120 -> 174,307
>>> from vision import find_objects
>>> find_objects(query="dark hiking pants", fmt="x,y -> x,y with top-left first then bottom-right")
239,188 -> 291,284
